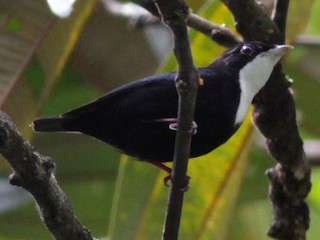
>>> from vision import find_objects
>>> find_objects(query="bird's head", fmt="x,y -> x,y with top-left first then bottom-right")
211,42 -> 293,125
215,41 -> 292,69
214,42 -> 293,95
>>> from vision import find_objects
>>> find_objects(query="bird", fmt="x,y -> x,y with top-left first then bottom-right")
32,42 -> 292,171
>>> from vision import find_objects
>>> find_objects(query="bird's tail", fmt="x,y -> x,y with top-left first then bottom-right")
32,116 -> 70,132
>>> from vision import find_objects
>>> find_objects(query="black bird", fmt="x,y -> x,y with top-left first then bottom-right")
33,42 -> 292,165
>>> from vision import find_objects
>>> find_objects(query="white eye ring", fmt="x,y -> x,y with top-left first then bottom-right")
241,45 -> 254,55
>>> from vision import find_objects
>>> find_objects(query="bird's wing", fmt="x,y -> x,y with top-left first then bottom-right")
62,72 -> 179,121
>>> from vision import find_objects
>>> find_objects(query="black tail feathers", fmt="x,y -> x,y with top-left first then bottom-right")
32,116 -> 67,132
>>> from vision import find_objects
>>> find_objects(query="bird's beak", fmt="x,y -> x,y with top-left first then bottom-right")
273,44 -> 294,56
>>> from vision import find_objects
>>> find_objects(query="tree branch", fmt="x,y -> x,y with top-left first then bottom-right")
222,0 -> 281,43
152,0 -> 199,239
254,67 -> 311,239
186,13 -> 242,47
102,0 -> 241,47
221,0 -> 311,239
273,0 -> 290,43
0,111 -> 93,240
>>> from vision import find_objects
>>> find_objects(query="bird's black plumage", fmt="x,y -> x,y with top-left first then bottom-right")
33,42 -> 292,162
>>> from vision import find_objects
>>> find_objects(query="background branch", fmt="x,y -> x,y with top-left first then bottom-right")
273,0 -> 290,43
102,0 -> 241,47
0,111 -> 93,240
221,0 -> 311,239
222,0 -> 281,43
186,13 -> 242,47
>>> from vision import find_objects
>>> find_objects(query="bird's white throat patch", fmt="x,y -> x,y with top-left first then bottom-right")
235,50 -> 282,125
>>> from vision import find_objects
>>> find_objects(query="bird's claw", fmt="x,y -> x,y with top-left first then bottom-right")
169,121 -> 198,135
180,176 -> 191,192
147,160 -> 191,191
163,174 -> 172,187
163,175 -> 191,192
148,118 -> 197,135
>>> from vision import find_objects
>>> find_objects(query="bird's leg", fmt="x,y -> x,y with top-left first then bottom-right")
148,160 -> 172,186
146,118 -> 196,188
147,161 -> 191,191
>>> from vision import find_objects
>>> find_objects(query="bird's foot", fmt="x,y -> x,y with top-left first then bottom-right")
163,174 -> 172,187
163,174 -> 190,192
169,120 -> 198,135
147,118 -> 198,135
148,160 -> 172,186
147,161 -> 190,190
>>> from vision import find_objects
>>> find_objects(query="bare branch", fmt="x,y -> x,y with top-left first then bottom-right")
253,68 -> 311,239
221,0 -> 281,43
0,111 -> 93,240
186,13 -> 242,47
152,0 -> 199,239
101,0 -> 241,47
273,0 -> 290,43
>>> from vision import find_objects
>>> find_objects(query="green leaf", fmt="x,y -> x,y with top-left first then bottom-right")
303,0 -> 320,34
5,17 -> 21,32
107,156 -> 161,239
161,1 -> 235,70
228,149 -> 320,240
286,0 -> 315,41
37,0 -> 97,104
0,0 -> 96,136
0,0 -> 53,134
308,168 -> 320,212
286,45 -> 320,135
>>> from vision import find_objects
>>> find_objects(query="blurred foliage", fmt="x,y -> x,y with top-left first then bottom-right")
286,0 -> 315,41
0,0 -> 319,240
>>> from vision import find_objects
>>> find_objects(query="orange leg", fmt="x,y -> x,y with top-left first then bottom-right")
147,161 -> 172,186
147,161 -> 190,191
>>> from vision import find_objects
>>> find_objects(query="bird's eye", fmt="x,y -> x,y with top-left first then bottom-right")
240,45 -> 254,55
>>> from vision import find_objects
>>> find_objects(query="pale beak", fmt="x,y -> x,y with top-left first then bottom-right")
273,44 -> 294,56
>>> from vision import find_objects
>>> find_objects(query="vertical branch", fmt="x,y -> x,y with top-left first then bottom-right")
252,67 -> 311,240
273,0 -> 290,43
153,1 -> 199,239
221,0 -> 311,239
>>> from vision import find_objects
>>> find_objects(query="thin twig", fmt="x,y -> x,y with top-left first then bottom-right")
152,0 -> 199,239
186,13 -> 242,47
101,0 -> 241,47
0,111 -> 93,240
